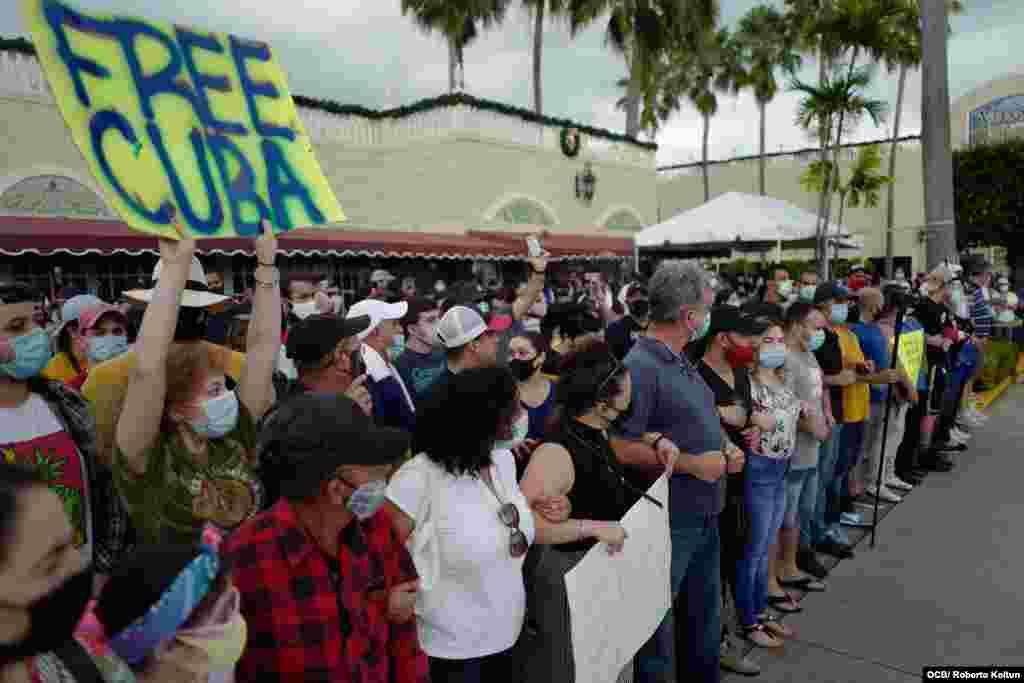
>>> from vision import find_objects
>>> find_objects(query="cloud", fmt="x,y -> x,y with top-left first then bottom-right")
2,0 -> 1022,169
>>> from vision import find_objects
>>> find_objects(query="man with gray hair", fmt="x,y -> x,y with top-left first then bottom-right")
614,260 -> 738,683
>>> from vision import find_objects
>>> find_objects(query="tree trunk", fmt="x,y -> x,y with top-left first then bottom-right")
448,39 -> 458,93
921,0 -> 958,268
625,44 -> 642,138
532,3 -> 544,116
702,112 -> 711,203
819,45 -> 860,279
884,63 -> 908,278
758,99 -> 767,196
815,52 -> 830,273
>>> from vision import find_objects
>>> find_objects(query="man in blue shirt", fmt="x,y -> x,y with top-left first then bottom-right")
614,260 -> 741,683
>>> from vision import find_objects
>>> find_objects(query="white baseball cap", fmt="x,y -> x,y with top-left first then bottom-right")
370,270 -> 396,285
436,305 -> 490,348
124,256 -> 229,308
347,298 -> 408,340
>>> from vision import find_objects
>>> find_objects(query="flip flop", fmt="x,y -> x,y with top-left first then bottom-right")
778,576 -> 827,592
767,594 -> 803,613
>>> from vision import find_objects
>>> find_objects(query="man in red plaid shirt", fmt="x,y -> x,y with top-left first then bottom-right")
224,393 -> 427,682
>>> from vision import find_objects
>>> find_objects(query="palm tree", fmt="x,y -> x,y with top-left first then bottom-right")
735,5 -> 802,196
522,0 -> 569,116
792,64 -> 888,277
880,0 -> 963,277
569,0 -> 718,138
838,144 -> 893,234
401,0 -> 509,92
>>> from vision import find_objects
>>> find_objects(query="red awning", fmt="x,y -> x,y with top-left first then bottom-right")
0,216 -> 629,260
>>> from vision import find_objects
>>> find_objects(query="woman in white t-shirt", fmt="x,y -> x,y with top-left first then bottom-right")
386,366 -> 536,682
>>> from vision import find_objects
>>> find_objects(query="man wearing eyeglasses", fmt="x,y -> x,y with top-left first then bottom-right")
225,393 -> 427,683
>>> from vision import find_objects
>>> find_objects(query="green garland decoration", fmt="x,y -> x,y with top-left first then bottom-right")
0,35 -> 656,151
560,127 -> 581,157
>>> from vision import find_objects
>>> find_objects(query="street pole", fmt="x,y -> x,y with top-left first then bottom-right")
920,0 -> 959,270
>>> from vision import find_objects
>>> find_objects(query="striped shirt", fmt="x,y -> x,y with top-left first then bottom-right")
971,287 -> 994,338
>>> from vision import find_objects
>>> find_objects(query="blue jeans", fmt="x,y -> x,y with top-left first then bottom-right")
815,424 -> 843,545
636,513 -> 721,683
735,454 -> 788,628
784,466 -> 819,548
836,421 -> 866,506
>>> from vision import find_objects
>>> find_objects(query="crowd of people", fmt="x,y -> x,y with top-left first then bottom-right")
0,220 -> 1009,683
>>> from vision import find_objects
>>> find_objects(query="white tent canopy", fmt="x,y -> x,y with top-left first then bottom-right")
636,192 -> 845,248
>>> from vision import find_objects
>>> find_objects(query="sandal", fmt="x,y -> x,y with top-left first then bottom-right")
743,623 -> 783,648
778,575 -> 827,592
759,613 -> 794,639
767,593 -> 803,613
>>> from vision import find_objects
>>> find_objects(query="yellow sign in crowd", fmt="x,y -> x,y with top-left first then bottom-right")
23,0 -> 344,239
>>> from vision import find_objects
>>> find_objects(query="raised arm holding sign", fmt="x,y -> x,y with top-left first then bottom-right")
22,0 -> 344,239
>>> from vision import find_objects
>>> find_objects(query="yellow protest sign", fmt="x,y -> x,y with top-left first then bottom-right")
893,329 -> 924,386
22,0 -> 344,239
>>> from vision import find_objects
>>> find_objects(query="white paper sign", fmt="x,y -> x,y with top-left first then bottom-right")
565,474 -> 671,683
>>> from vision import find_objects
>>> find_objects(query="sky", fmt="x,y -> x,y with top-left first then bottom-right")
3,0 -> 1023,167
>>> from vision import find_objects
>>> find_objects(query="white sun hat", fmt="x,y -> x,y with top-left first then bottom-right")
347,298 -> 408,340
124,256 -> 231,308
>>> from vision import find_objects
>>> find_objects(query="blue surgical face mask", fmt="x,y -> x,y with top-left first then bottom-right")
388,333 -> 406,362
759,344 -> 787,369
0,328 -> 53,380
690,311 -> 711,341
346,479 -> 388,520
778,280 -> 794,298
808,329 -> 826,352
191,390 -> 240,439
800,285 -> 816,303
86,335 -> 128,364
829,303 -> 849,325
495,412 -> 529,451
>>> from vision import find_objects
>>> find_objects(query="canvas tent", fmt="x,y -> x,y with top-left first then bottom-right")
636,192 -> 846,248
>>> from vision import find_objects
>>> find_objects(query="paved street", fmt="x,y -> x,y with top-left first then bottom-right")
727,386 -> 1024,682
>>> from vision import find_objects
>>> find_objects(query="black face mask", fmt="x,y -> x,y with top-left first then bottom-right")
629,299 -> 650,319
0,567 -> 94,664
174,308 -> 210,341
508,357 -> 538,382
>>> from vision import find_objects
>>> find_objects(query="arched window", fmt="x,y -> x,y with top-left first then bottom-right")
604,209 -> 643,231
0,175 -> 112,217
495,198 -> 555,226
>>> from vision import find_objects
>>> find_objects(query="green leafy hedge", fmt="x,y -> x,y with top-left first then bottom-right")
954,139 -> 1024,269
0,35 -> 655,151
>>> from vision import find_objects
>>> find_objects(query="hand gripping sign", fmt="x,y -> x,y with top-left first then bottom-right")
22,0 -> 345,239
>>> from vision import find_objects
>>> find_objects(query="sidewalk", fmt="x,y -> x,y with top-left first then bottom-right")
725,385 -> 1024,681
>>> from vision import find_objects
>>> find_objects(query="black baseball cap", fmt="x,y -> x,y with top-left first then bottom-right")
285,314 -> 371,365
707,305 -> 770,338
813,281 -> 850,305
401,297 -> 438,329
258,393 -> 411,500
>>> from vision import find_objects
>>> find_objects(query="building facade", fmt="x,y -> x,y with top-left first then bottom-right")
0,41 -> 655,302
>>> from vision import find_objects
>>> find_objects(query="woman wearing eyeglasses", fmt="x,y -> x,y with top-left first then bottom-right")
514,339 -> 676,683
386,366 -> 536,683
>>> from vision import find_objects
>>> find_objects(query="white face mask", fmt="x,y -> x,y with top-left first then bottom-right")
291,300 -> 318,320
495,412 -> 529,451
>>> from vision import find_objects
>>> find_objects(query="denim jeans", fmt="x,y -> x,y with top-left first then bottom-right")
836,421 -> 866,506
784,466 -> 819,548
428,648 -> 516,683
636,513 -> 721,683
735,454 -> 788,628
815,423 -> 843,545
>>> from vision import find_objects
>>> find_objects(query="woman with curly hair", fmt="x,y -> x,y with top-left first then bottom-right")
386,366 -> 536,682
513,339 -> 677,682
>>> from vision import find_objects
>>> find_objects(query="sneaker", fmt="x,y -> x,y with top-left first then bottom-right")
816,537 -> 855,559
721,636 -> 761,676
743,623 -> 783,648
865,485 -> 902,504
949,428 -> 971,444
841,512 -> 871,528
885,477 -> 914,492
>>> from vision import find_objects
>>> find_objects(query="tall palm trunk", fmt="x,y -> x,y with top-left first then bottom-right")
702,112 -> 711,202
447,39 -> 458,92
884,63 -> 908,278
819,45 -> 860,278
624,44 -> 642,138
815,54 -> 831,277
532,3 -> 544,116
758,99 -> 767,196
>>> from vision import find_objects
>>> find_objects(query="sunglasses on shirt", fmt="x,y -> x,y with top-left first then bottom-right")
499,502 -> 529,558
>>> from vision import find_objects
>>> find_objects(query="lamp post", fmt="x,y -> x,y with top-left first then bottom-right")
575,163 -> 596,204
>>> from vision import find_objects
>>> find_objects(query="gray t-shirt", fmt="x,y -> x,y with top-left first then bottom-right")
784,348 -> 824,470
